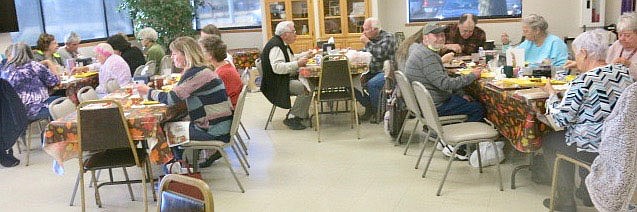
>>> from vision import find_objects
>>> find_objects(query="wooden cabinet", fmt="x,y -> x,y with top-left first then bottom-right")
318,0 -> 370,50
263,0 -> 315,53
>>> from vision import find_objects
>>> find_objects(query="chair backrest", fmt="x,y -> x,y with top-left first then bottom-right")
77,86 -> 98,102
49,97 -> 76,120
411,81 -> 444,137
318,55 -> 353,91
160,55 -> 173,72
394,71 -> 422,118
254,58 -> 262,77
158,174 -> 214,212
134,64 -> 150,77
145,60 -> 157,75
77,100 -> 136,157
230,85 -> 249,137
383,60 -> 395,81
105,78 -> 121,93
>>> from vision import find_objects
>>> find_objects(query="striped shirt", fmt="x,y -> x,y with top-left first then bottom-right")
149,66 -> 233,142
547,64 -> 634,152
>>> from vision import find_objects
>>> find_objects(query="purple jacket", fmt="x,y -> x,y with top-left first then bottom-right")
1,61 -> 59,119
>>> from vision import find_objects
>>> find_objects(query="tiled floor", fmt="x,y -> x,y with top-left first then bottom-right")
0,93 -> 598,211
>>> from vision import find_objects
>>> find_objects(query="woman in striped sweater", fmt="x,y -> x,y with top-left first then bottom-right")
136,36 -> 233,167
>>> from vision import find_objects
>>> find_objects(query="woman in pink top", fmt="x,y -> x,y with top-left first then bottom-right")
198,35 -> 243,108
607,12 -> 637,79
75,43 -> 132,95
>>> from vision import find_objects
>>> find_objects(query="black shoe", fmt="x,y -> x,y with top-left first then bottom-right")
198,151 -> 222,168
359,111 -> 373,122
575,186 -> 594,207
543,198 -> 577,212
285,117 -> 306,130
0,150 -> 20,168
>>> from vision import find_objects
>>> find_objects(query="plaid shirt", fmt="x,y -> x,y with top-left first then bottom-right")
440,23 -> 486,56
362,30 -> 397,74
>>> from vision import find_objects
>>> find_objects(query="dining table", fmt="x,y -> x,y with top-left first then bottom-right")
43,91 -> 176,174
53,72 -> 99,104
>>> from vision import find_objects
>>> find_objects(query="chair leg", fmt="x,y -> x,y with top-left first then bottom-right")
26,126 -> 32,166
230,145 -> 249,175
233,140 -> 250,168
476,142 -> 483,173
69,171 -> 81,206
140,164 -> 149,212
17,134 -> 24,154
264,105 -> 276,130
403,119 -> 420,155
436,142 -> 460,196
146,158 -> 157,201
122,167 -> 135,201
414,129 -> 431,169
489,140 -> 504,192
549,156 -> 562,212
80,169 -> 86,211
422,137 -> 440,178
395,112 -> 410,146
315,100 -> 321,143
91,171 -> 102,207
219,149 -> 245,193
235,133 -> 248,155
240,122 -> 250,140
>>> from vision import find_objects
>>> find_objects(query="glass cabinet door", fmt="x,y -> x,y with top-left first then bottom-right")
291,0 -> 310,36
323,0 -> 342,34
346,0 -> 365,33
268,1 -> 286,35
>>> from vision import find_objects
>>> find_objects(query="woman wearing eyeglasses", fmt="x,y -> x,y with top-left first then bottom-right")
606,12 -> 637,80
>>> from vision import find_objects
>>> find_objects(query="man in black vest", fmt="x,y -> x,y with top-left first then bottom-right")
261,21 -> 310,130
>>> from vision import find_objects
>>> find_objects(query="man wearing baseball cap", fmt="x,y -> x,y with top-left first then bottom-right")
404,22 -> 485,160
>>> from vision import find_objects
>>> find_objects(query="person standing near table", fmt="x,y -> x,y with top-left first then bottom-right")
136,36 -> 233,168
606,12 -> 637,79
540,29 -> 634,211
440,13 -> 486,56
260,21 -> 310,130
404,23 -> 483,160
358,17 -> 398,122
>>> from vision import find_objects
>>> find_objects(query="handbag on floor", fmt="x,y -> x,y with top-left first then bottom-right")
160,160 -> 204,200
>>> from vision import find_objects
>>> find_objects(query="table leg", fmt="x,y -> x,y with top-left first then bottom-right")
511,153 -> 534,189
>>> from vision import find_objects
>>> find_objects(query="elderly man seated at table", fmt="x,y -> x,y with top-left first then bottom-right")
261,21 -> 311,130
136,36 -> 233,168
74,43 -> 131,95
358,17 -> 398,122
439,13 -> 486,56
539,29 -> 635,211
57,32 -> 81,62
404,23 -> 483,160
502,14 -> 569,67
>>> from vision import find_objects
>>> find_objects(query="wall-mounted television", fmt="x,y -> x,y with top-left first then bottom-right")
0,0 -> 19,33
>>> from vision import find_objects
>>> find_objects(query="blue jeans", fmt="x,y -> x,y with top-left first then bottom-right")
30,96 -> 61,121
170,124 -> 230,161
436,95 -> 484,122
364,72 -> 385,112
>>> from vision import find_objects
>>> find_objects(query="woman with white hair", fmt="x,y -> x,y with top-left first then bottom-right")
57,31 -> 81,62
74,43 -> 131,94
539,29 -> 635,211
606,12 -> 637,79
502,14 -> 569,67
137,27 -> 165,74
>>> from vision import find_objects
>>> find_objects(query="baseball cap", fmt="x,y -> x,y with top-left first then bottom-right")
422,23 -> 446,35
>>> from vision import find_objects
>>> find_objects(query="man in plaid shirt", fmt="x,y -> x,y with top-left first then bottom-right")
440,13 -> 486,56
359,17 -> 397,123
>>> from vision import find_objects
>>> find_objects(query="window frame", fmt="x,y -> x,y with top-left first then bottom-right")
193,0 -> 263,31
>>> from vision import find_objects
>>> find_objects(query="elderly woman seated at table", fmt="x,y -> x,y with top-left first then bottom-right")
1,43 -> 60,120
198,35 -> 242,108
33,33 -> 64,73
136,37 -> 233,168
607,12 -> 637,79
75,43 -> 131,95
107,34 -> 146,76
137,27 -> 165,75
539,29 -> 635,211
502,14 -> 569,67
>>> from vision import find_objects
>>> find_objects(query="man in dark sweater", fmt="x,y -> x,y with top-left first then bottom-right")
260,21 -> 310,130
439,13 -> 486,56
404,22 -> 484,160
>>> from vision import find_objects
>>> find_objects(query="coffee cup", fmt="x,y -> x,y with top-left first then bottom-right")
503,66 -> 514,78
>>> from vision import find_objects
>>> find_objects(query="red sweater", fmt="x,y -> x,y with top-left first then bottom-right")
216,63 -> 243,108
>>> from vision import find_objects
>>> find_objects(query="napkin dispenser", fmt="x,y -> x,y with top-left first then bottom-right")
532,65 -> 552,78
76,57 -> 92,66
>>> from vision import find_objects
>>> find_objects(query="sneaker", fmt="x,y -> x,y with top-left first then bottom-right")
542,198 -> 576,212
198,151 -> 222,168
284,117 -> 306,130
0,152 -> 20,167
441,145 -> 469,161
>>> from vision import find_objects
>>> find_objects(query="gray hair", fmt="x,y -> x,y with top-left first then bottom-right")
137,27 -> 159,42
274,21 -> 294,36
617,12 -> 637,32
65,32 -> 81,44
572,29 -> 610,61
4,44 -> 14,57
366,17 -> 382,30
6,43 -> 34,67
522,14 -> 548,34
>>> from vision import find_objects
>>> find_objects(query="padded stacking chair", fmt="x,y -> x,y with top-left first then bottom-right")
548,154 -> 592,212
49,97 -> 76,120
158,174 -> 214,212
160,55 -> 173,76
76,86 -> 99,103
75,100 -> 155,210
393,71 -> 466,158
105,78 -> 121,94
180,87 -> 250,193
412,81 -> 503,196
313,55 -> 360,142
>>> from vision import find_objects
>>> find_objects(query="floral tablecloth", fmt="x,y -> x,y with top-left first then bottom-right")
44,94 -> 175,169
465,80 -> 550,152
230,48 -> 260,70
